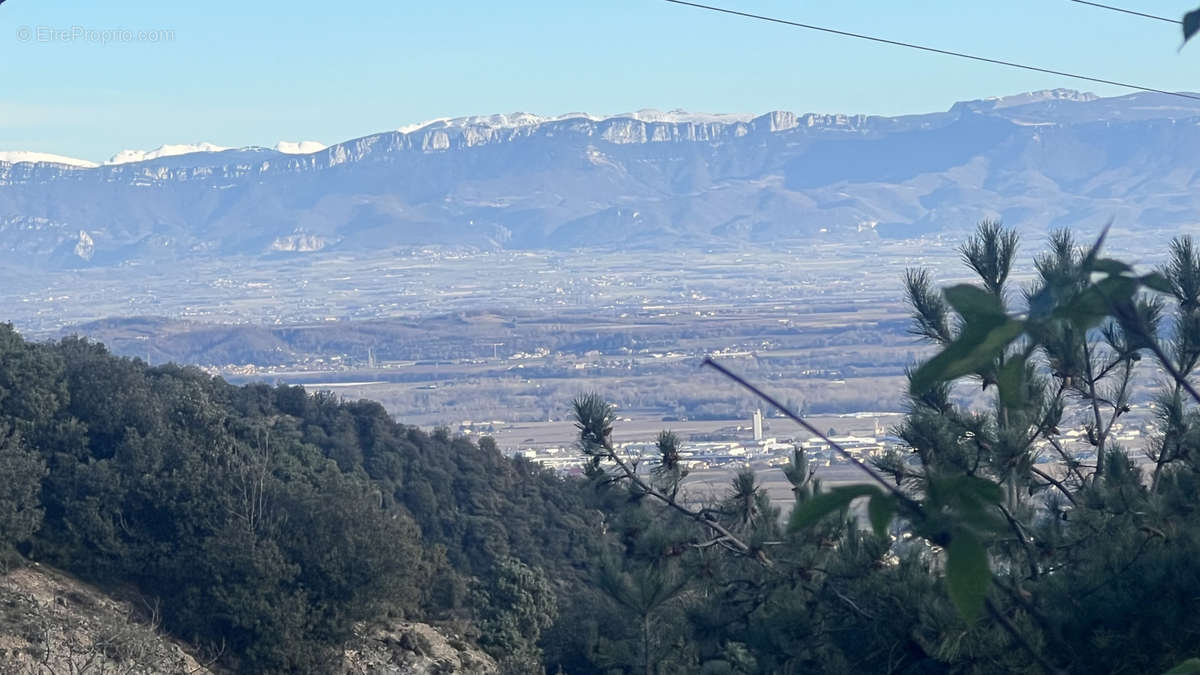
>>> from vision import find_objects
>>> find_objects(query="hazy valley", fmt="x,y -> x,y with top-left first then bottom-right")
4,89 -> 1194,457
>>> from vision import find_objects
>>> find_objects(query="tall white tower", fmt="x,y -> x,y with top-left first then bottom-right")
752,408 -> 763,441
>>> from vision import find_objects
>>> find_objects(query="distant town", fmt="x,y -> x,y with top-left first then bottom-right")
454,404 -> 1155,479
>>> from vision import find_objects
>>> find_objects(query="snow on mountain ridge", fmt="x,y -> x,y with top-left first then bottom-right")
274,140 -> 327,154
3,111 -> 791,169
622,109 -> 757,124
104,140 -> 327,165
397,112 -> 595,134
106,142 -> 231,165
983,88 -> 1099,109
0,151 -> 98,169
10,91 -> 1190,171
394,109 -> 757,134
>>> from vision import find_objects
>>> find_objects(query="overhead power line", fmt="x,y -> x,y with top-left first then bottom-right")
1066,0 -> 1179,24
663,0 -> 1200,101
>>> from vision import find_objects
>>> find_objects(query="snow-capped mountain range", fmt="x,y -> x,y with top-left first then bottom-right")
0,151 -> 100,169
105,140 -> 330,165
3,89 -> 1200,267
105,142 -> 232,166
1,141 -> 333,169
393,109 -> 759,135
2,109 -> 758,169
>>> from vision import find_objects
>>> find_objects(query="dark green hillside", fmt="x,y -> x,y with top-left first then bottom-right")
0,325 -> 594,672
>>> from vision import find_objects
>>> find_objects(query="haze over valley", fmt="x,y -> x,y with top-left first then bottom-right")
0,89 -> 1188,457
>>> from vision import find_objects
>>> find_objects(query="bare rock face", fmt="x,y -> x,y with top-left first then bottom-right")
0,564 -> 498,674
340,621 -> 498,675
0,564 -> 214,674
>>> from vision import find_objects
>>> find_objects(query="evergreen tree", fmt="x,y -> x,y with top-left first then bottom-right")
0,424 -> 45,564
566,223 -> 1200,674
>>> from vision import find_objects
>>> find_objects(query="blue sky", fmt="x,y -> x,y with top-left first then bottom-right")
2,0 -> 1198,162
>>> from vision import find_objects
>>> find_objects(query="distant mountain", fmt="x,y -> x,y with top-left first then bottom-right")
104,140 -> 329,165
0,151 -> 98,169
105,142 -> 233,166
3,89 -> 1200,267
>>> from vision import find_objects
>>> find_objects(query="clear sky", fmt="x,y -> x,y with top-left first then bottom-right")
2,0 -> 1199,162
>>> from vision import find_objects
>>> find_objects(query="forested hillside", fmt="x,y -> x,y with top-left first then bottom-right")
0,325 -> 596,672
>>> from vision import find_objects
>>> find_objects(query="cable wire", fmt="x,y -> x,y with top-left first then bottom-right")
1066,0 -> 1179,24
663,0 -> 1200,101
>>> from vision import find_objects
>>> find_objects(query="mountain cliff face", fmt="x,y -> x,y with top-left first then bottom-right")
3,89 -> 1200,267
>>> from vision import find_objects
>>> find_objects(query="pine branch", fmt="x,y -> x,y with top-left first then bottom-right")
702,358 -> 922,515
985,597 -> 1066,675
1081,341 -> 1109,478
997,503 -> 1039,580
1045,436 -> 1087,486
580,410 -> 767,564
1030,466 -> 1077,506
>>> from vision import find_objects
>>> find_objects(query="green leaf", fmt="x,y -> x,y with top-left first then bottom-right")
1080,223 -> 1111,272
931,474 -> 1005,507
996,356 -> 1026,412
910,317 -> 1025,394
1185,9 -> 1200,45
943,284 -> 1004,321
1141,271 -> 1174,295
959,503 -> 1008,534
945,529 -> 991,622
1164,657 -> 1200,674
867,494 -> 895,538
1090,258 -> 1132,275
788,485 -> 880,532
1054,275 -> 1139,330
926,474 -> 1007,534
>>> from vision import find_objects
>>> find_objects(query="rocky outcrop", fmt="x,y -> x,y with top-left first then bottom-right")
0,564 -> 213,674
340,621 -> 497,675
0,564 -> 497,675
